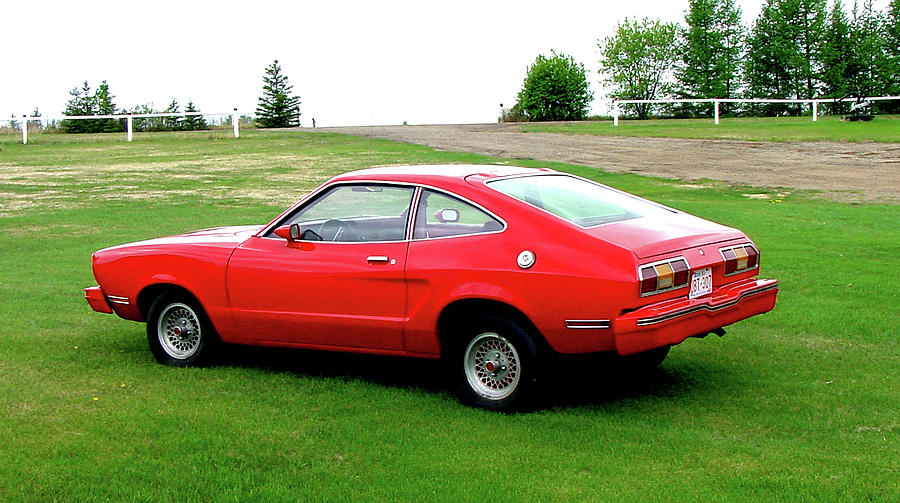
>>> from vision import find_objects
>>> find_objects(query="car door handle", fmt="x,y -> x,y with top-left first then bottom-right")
366,256 -> 390,263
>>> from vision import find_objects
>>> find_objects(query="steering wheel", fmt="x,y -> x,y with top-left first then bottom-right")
318,219 -> 362,242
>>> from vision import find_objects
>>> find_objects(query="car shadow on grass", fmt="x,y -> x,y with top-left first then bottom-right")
212,344 -> 736,411
216,344 -> 451,395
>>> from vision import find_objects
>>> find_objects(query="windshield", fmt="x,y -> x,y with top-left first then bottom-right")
487,174 -> 673,227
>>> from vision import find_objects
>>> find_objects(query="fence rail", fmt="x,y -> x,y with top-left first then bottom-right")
5,109 -> 242,144
611,96 -> 900,125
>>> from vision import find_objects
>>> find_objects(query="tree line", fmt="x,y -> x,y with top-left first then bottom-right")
600,0 -> 900,118
50,59 -> 302,134
60,80 -> 208,133
510,0 -> 899,121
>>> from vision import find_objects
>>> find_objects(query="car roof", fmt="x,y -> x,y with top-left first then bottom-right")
335,164 -> 553,184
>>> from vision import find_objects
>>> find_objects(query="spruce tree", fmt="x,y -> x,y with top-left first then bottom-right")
61,81 -> 96,133
182,100 -> 208,131
256,59 -> 301,128
163,99 -> 182,131
94,80 -> 123,133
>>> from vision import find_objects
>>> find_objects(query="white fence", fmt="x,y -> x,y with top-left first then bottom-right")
611,96 -> 900,126
6,109 -> 242,144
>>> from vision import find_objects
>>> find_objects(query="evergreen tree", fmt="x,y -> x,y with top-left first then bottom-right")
885,0 -> 900,111
820,0 -> 854,112
792,0 -> 828,101
182,100 -> 208,131
256,59 -> 301,128
61,81 -> 96,133
848,1 -> 890,101
94,80 -> 123,133
516,51 -> 593,121
744,0 -> 827,115
163,99 -> 182,131
678,0 -> 744,116
598,18 -> 680,118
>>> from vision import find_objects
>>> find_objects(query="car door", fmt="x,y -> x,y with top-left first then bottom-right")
225,183 -> 414,350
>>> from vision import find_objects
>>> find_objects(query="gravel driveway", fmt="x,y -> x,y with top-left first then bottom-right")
314,123 -> 900,202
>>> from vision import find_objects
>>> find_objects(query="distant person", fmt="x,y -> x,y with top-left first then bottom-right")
312,118 -> 316,128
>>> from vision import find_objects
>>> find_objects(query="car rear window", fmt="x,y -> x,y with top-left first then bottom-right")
487,174 -> 673,227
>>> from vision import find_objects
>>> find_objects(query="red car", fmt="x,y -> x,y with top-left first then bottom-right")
85,165 -> 778,410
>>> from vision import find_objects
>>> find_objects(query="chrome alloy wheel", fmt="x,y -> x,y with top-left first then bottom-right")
463,332 -> 521,400
157,302 -> 202,359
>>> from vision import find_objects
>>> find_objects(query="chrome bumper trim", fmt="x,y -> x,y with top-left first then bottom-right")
107,295 -> 130,305
635,282 -> 777,327
565,319 -> 610,329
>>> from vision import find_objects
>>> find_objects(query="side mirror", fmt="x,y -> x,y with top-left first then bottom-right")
274,223 -> 302,242
434,208 -> 460,223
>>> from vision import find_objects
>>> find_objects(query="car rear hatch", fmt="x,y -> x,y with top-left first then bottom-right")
584,212 -> 746,259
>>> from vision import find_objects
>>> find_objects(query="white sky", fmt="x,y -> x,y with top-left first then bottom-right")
4,0 -> 880,127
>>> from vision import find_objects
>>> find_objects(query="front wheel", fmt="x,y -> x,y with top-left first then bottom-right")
146,294 -> 218,367
452,316 -> 541,411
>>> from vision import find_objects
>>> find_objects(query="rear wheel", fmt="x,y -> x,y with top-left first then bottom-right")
146,294 -> 218,366
452,316 -> 541,411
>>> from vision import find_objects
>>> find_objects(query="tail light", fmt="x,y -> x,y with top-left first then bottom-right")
639,257 -> 689,296
720,244 -> 759,275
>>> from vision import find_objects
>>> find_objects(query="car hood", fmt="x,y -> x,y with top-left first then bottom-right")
98,225 -> 263,253
588,213 -> 746,259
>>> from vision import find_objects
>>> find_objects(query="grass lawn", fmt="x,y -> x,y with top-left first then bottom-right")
523,114 -> 900,143
0,130 -> 897,502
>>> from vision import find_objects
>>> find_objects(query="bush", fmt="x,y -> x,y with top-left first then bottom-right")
516,51 -> 593,121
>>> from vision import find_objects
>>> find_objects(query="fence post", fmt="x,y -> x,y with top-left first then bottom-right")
127,115 -> 133,142
232,108 -> 239,138
613,102 -> 619,127
22,115 -> 27,145
812,101 -> 818,122
714,100 -> 720,125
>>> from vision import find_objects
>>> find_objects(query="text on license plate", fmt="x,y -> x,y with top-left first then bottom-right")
689,267 -> 712,299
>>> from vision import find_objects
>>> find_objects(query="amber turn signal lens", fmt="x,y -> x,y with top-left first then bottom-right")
639,257 -> 690,296
720,244 -> 759,275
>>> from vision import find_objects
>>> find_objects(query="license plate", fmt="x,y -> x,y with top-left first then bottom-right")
689,267 -> 712,299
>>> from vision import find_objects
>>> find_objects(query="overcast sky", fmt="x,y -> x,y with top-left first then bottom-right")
4,0 -> 883,127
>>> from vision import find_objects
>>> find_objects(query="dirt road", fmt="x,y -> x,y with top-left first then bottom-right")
315,123 -> 900,202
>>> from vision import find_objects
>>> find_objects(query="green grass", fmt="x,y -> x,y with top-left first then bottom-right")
1,130 -> 897,502
523,114 -> 900,142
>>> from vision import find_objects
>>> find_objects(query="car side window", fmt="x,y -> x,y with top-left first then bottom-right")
281,184 -> 414,242
412,189 -> 503,240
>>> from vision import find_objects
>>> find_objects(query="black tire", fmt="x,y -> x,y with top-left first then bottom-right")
450,316 -> 541,411
146,293 -> 219,367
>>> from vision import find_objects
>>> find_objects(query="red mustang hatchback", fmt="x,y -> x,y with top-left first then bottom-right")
86,165 -> 777,410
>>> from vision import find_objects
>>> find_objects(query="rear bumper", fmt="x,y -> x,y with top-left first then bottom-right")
612,278 -> 778,355
84,286 -> 113,314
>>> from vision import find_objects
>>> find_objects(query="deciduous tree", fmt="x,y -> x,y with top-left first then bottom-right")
515,51 -> 593,121
598,18 -> 679,119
